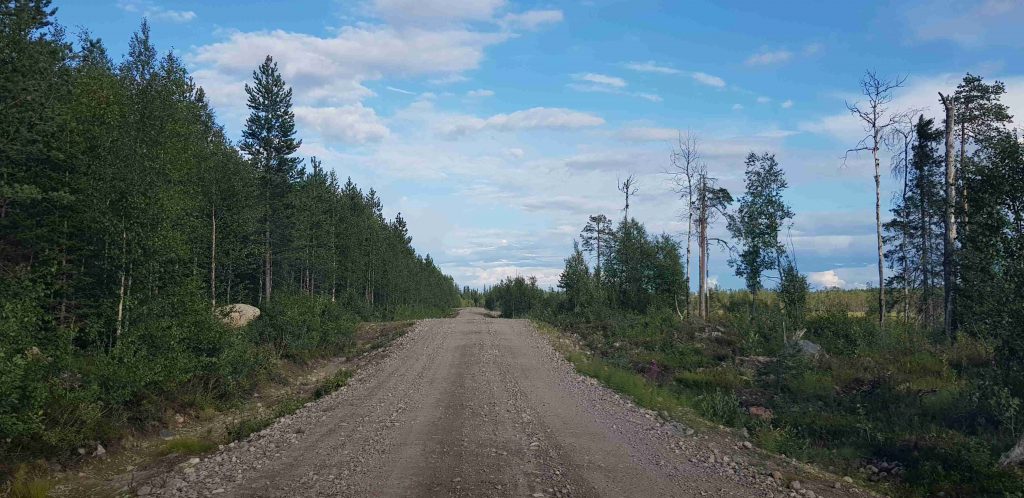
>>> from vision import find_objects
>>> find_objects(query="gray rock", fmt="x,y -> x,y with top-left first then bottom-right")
796,340 -> 824,358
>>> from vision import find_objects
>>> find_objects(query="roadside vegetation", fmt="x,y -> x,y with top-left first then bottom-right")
482,72 -> 1024,496
0,1 -> 459,485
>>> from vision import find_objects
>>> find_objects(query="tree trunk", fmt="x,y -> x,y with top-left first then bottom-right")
264,221 -> 272,304
210,206 -> 217,311
901,140 -> 910,323
940,92 -> 957,338
873,133 -> 886,327
116,225 -> 127,341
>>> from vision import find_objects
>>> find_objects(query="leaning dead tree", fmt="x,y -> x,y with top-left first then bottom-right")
938,92 -> 957,338
846,70 -> 912,328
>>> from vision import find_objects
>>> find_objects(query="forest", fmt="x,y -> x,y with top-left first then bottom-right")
482,72 -> 1024,495
0,0 -> 459,472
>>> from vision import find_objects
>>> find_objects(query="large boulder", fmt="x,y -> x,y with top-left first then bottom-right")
217,304 -> 260,328
795,339 -> 825,359
1000,435 -> 1024,467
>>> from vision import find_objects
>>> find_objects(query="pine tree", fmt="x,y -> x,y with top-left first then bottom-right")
241,55 -> 302,304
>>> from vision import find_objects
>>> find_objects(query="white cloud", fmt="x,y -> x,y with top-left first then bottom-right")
466,88 -> 495,98
691,71 -> 726,88
799,74 -> 1024,145
439,107 -> 605,137
500,10 -> 564,30
808,270 -> 845,289
386,86 -> 415,95
803,42 -> 824,56
294,104 -> 390,144
636,93 -> 663,102
732,103 -> 744,111
118,0 -> 196,23
573,73 -> 627,88
371,0 -> 505,24
189,26 -> 507,110
505,148 -> 524,159
616,127 -> 677,142
623,61 -> 681,74
906,0 -> 1024,47
756,96 -> 772,104
780,99 -> 794,109
746,49 -> 793,66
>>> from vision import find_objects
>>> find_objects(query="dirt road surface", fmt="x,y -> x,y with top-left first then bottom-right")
147,309 -> 846,497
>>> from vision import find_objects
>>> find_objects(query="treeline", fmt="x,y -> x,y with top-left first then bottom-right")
485,73 -> 1024,495
1,1 -> 458,465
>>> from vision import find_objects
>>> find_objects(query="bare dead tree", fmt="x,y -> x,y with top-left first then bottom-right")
938,92 -> 957,338
618,174 -> 639,221
694,172 -> 732,320
665,131 -> 703,318
887,116 -> 915,323
845,70 -> 911,328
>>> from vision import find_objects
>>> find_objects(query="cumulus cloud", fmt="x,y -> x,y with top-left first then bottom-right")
500,10 -> 564,30
189,25 -> 508,111
746,49 -> 793,66
466,88 -> 495,97
118,0 -> 196,22
294,104 -> 390,145
756,96 -> 772,104
623,61 -> 681,74
808,270 -> 845,288
438,107 -> 605,137
691,71 -> 726,88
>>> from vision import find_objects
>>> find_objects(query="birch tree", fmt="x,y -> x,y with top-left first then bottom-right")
846,71 -> 910,327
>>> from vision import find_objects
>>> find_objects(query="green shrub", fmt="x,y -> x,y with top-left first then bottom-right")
694,391 -> 745,427
313,369 -> 352,399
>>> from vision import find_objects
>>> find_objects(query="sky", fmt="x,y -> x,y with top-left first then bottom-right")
55,0 -> 1024,290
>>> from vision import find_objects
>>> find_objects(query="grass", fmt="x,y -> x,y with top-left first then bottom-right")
158,436 -> 218,456
313,369 -> 353,399
226,397 -> 306,442
6,465 -> 52,498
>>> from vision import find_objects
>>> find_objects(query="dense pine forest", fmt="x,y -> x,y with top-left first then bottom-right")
1,0 -> 458,469
484,74 -> 1024,495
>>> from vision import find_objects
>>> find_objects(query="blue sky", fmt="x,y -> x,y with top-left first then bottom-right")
56,0 -> 1023,290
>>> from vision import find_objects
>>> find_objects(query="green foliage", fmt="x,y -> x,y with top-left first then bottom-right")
486,275 -> 545,318
727,152 -> 793,295
159,437 -> 218,456
0,4 -> 458,471
313,369 -> 353,399
226,397 -> 306,442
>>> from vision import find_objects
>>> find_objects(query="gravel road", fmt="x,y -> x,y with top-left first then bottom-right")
147,308 -> 830,497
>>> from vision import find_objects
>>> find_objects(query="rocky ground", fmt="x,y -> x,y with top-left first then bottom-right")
132,308 -> 875,497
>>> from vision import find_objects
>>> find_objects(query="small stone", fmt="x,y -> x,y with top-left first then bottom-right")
842,476 -> 853,483
789,480 -> 802,490
866,465 -> 878,474
137,485 -> 153,496
187,457 -> 200,465
771,471 -> 783,480
93,443 -> 106,458
741,441 -> 753,449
